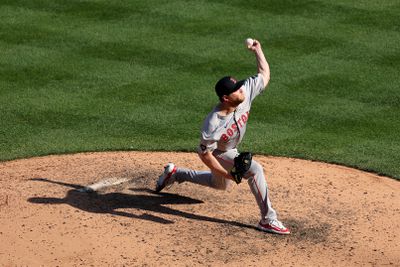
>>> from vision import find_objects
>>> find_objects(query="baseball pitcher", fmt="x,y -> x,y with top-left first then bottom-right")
156,39 -> 290,235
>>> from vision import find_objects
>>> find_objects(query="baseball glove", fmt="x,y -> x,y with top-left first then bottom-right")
230,152 -> 252,184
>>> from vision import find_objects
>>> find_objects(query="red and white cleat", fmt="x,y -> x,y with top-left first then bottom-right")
258,219 -> 290,235
155,163 -> 177,193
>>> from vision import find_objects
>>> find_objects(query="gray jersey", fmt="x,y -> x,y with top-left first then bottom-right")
199,74 -> 265,154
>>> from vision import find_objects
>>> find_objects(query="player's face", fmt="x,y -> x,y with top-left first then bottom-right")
227,86 -> 245,106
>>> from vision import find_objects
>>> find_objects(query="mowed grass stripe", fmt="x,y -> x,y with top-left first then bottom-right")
0,1 -> 399,178
2,2 -> 398,74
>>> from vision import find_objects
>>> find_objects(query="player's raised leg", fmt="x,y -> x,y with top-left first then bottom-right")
156,163 -> 230,192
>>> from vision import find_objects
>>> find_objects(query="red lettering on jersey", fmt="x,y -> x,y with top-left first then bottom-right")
221,111 -> 251,142
231,123 -> 238,131
237,118 -> 243,127
242,111 -> 249,123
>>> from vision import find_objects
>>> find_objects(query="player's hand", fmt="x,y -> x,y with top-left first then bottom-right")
248,39 -> 262,52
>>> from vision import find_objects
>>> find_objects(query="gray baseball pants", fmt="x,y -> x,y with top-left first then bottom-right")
174,149 -> 277,222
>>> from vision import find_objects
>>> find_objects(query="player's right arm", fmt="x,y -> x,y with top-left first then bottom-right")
248,39 -> 270,88
198,151 -> 233,180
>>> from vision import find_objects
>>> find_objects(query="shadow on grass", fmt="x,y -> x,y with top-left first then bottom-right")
28,178 -> 256,230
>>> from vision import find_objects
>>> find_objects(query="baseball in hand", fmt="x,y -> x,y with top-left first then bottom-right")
245,38 -> 254,48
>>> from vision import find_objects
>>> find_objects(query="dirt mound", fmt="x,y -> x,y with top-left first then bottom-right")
0,151 -> 399,266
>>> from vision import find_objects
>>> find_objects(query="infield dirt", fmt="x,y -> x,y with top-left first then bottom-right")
0,151 -> 399,266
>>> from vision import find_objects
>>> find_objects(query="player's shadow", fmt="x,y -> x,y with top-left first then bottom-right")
28,178 -> 255,229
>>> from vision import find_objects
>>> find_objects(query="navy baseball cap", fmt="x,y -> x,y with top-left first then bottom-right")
215,76 -> 245,99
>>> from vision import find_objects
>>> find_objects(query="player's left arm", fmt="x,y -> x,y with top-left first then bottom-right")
248,39 -> 270,89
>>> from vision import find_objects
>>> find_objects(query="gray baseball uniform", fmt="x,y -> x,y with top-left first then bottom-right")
174,74 -> 278,222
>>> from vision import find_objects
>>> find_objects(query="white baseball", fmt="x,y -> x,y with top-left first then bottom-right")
245,38 -> 254,48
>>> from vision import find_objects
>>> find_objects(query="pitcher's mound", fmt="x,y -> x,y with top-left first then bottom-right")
0,151 -> 399,266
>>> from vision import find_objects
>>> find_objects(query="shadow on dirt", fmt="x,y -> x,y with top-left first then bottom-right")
28,178 -> 256,230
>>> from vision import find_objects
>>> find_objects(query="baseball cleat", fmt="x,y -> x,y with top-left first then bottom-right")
155,163 -> 177,192
257,219 -> 290,235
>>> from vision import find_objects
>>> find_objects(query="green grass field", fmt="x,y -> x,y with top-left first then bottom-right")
0,0 -> 399,179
